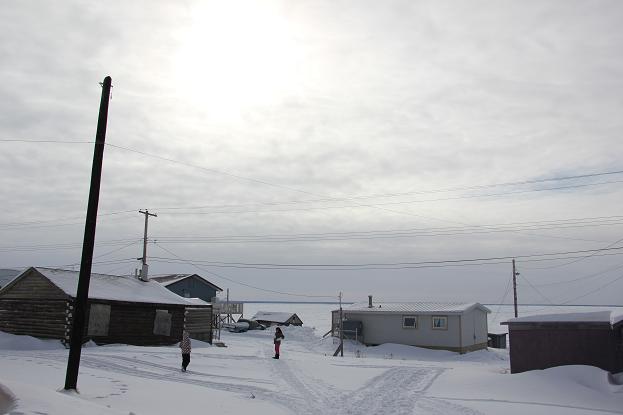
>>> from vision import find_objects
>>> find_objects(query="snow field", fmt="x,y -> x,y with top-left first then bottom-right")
0,303 -> 622,414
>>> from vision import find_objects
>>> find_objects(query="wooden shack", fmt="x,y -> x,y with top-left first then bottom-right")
502,311 -> 623,374
0,267 -> 211,346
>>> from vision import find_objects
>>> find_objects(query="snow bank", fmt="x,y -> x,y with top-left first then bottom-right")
4,380 -> 128,415
0,383 -> 16,414
316,337 -> 508,363
429,365 -> 623,414
0,331 -> 65,351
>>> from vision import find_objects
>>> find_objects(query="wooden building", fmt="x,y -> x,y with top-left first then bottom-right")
151,274 -> 222,302
332,297 -> 490,353
0,267 -> 212,346
502,311 -> 623,374
251,311 -> 303,326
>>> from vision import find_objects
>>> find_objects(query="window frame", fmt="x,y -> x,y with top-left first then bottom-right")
431,315 -> 448,330
402,315 -> 418,329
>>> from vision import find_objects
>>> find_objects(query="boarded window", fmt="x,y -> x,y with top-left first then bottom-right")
432,316 -> 448,330
402,315 -> 417,329
153,309 -> 172,336
87,304 -> 111,336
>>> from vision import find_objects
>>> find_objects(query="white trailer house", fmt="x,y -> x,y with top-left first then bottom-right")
333,297 -> 490,353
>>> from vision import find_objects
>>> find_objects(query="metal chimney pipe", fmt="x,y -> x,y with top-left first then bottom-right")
368,295 -> 373,308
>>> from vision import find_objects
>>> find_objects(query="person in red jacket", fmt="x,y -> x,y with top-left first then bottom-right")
180,330 -> 191,371
273,327 -> 284,359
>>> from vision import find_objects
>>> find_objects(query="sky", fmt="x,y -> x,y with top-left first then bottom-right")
1,0 -> 623,304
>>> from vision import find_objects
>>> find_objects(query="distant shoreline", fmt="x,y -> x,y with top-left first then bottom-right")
239,301 -> 623,307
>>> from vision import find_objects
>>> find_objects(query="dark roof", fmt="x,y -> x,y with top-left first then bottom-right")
251,311 -> 303,324
151,274 -> 223,292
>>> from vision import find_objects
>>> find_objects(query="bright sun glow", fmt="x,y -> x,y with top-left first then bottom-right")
174,1 -> 301,119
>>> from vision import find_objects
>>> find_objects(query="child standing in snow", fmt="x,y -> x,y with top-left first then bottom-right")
273,327 -> 284,359
180,330 -> 191,371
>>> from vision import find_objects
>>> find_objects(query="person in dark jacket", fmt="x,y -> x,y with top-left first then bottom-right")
180,330 -> 191,371
273,327 -> 284,359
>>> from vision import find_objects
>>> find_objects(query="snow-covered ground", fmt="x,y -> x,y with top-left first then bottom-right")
1,304 -> 622,415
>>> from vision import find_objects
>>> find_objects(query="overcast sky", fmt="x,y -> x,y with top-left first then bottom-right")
1,0 -> 623,304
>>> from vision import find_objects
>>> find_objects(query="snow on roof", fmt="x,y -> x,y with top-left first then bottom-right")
184,297 -> 211,306
251,311 -> 299,323
342,301 -> 491,314
23,267 -> 193,305
504,310 -> 623,326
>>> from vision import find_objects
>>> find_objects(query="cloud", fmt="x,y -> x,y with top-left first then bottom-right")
1,0 -> 622,304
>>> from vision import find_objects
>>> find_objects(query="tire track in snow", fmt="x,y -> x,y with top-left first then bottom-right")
269,359 -> 330,415
93,354 -> 272,385
336,367 -> 444,415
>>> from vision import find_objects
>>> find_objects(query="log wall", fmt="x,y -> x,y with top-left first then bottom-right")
0,299 -> 69,340
184,306 -> 213,343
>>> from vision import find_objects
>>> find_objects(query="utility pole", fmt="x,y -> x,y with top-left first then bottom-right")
512,259 -> 519,318
226,288 -> 231,324
138,209 -> 157,281
65,76 -> 112,391
339,291 -> 344,357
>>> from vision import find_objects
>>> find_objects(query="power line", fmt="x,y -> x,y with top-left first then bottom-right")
4,138 -> 623,200
146,245 -> 623,271
0,238 -> 142,253
519,274 -> 556,305
521,235 -> 623,270
492,275 -> 514,323
142,179 -> 623,216
557,273 -> 623,305
0,210 -> 137,230
533,261 -> 623,287
0,139 -> 94,144
147,215 -> 623,244
151,242 -> 335,299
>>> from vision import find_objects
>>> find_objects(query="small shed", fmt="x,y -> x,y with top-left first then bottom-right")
0,267 -> 211,346
332,298 -> 490,353
251,311 -> 303,326
151,274 -> 223,302
502,310 -> 623,374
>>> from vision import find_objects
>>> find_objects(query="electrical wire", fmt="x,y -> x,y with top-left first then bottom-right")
151,242 -> 335,299
147,216 -> 623,244
521,235 -> 623,270
519,274 -> 556,305
146,245 -> 623,271
6,138 -> 622,200
533,261 -> 623,287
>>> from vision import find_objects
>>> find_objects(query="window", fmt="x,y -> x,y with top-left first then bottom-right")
87,303 -> 111,336
402,315 -> 417,329
153,309 -> 172,336
432,316 -> 447,330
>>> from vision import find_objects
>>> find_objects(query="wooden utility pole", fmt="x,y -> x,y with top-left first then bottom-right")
339,291 -> 344,357
138,209 -> 157,281
512,259 -> 518,318
65,76 -> 112,391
